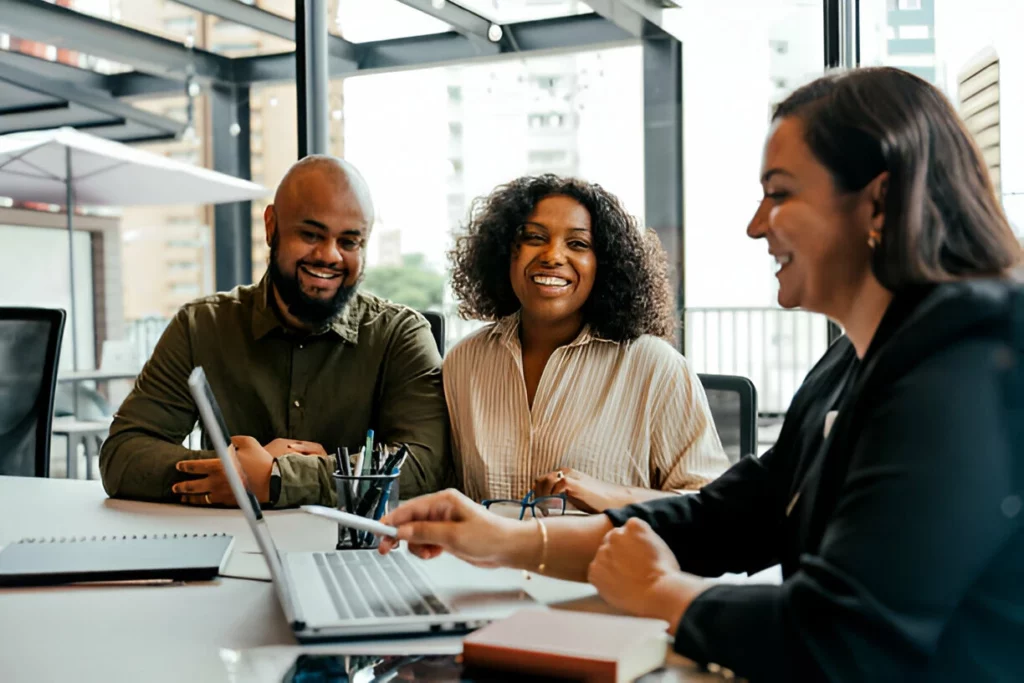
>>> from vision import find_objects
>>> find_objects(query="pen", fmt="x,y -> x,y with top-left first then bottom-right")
373,466 -> 400,524
364,430 -> 375,474
340,446 -> 352,477
354,481 -> 386,546
333,447 -> 343,474
336,448 -> 357,547
351,447 -> 365,498
380,444 -> 408,476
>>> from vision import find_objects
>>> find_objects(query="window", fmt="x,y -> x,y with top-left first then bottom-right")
166,150 -> 199,165
211,42 -> 260,55
169,283 -> 200,296
166,239 -> 204,249
528,150 -> 569,166
528,112 -> 568,129
898,25 -> 930,40
163,16 -> 197,35
861,0 -> 1023,241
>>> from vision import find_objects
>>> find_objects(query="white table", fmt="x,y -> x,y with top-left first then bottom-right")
0,478 -> 732,683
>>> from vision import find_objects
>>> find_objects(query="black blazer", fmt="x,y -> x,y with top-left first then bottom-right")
608,280 -> 1024,682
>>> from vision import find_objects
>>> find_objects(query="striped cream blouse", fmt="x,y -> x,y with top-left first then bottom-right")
442,313 -> 730,502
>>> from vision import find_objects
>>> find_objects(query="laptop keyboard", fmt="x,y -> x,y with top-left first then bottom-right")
312,550 -> 451,620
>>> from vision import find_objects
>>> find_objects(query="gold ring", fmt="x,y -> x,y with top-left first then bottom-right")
204,493 -> 211,505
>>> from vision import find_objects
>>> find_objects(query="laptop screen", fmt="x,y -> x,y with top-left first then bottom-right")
188,367 -> 264,522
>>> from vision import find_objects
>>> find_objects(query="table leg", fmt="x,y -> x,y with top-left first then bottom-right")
67,435 -> 79,480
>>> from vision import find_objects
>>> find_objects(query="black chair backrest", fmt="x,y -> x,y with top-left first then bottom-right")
698,373 -> 757,464
420,310 -> 445,357
0,308 -> 66,477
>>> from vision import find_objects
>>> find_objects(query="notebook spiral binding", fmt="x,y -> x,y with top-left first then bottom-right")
16,533 -> 229,544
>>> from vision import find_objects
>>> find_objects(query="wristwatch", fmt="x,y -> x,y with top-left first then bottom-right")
268,460 -> 282,506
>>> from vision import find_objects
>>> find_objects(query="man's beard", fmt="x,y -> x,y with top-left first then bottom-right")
268,240 -> 358,328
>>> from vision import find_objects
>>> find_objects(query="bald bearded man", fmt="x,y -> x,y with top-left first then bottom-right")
100,156 -> 449,508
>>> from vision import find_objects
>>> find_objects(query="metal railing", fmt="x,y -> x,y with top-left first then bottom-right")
684,307 -> 831,415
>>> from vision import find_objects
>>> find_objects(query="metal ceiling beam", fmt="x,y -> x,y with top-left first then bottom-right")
105,72 -> 187,99
234,13 -> 634,83
0,60 -> 183,136
585,0 -> 667,38
0,0 -> 233,84
0,49 -> 109,91
391,0 -> 492,45
171,0 -> 359,64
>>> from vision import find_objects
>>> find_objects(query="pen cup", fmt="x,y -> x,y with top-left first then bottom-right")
332,472 -> 400,550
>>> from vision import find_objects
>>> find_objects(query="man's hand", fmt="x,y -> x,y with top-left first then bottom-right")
172,436 -> 274,506
264,438 -> 327,459
587,518 -> 700,633
533,467 -> 635,514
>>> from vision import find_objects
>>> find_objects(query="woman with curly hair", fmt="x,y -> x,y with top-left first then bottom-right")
443,175 -> 729,513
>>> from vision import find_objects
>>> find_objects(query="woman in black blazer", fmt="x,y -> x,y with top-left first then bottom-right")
378,67 -> 1024,681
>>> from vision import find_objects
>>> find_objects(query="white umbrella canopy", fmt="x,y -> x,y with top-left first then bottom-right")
0,127 -> 267,205
0,127 -> 269,372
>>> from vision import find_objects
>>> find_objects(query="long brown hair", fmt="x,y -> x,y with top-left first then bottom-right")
773,67 -> 1021,290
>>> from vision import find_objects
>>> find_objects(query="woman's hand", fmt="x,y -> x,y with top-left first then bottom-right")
378,489 -> 526,568
587,518 -> 700,632
533,467 -> 633,513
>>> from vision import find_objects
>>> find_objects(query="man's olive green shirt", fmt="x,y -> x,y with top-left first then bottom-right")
99,276 -> 450,507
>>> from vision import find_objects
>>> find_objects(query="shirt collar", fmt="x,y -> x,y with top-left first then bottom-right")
251,274 -> 360,345
489,311 -> 613,350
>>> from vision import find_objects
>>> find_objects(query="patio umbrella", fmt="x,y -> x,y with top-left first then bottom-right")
0,127 -> 269,370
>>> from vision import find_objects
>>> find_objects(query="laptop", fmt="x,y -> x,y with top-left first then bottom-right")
187,366 -> 535,641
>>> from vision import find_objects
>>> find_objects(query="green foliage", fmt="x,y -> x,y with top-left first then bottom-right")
362,253 -> 445,311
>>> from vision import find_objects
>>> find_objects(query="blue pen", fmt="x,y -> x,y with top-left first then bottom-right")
365,466 -> 400,545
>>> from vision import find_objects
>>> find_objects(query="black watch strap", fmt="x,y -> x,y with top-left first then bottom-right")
268,460 -> 282,506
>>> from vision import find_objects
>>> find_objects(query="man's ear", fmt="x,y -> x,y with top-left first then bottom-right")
264,204 -> 276,247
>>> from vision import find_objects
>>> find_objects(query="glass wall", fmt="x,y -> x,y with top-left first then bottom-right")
861,0 -> 1024,239
664,1 -> 828,414
340,46 -> 644,346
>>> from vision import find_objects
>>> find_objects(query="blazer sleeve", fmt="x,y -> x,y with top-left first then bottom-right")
671,339 -> 1020,682
606,444 -> 792,577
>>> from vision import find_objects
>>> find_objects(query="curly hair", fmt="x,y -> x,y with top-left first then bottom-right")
448,175 -> 677,343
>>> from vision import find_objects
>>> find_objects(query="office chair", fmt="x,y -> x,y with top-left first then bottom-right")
0,307 -> 66,477
698,373 -> 758,464
419,310 -> 445,357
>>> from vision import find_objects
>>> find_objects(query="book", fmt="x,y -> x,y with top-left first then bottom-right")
0,533 -> 234,587
462,608 -> 670,683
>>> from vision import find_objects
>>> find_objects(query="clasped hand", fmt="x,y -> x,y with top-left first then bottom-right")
172,437 -> 326,506
532,466 -> 631,513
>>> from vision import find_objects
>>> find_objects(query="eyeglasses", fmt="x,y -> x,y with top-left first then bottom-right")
481,490 -> 567,520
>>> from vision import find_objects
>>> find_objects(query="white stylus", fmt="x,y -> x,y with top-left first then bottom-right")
300,505 -> 399,538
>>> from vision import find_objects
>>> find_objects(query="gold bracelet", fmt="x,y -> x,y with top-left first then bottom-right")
535,518 -> 548,574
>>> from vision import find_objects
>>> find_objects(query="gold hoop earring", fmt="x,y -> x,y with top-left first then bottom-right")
867,228 -> 882,249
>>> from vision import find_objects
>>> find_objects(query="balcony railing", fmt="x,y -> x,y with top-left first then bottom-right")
684,307 -> 831,415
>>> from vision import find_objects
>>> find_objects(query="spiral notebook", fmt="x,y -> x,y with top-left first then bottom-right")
0,533 -> 234,587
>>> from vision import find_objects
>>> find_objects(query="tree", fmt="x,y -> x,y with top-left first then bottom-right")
362,253 -> 446,311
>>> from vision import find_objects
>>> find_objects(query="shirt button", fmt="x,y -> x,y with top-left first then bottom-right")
293,400 -> 301,408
